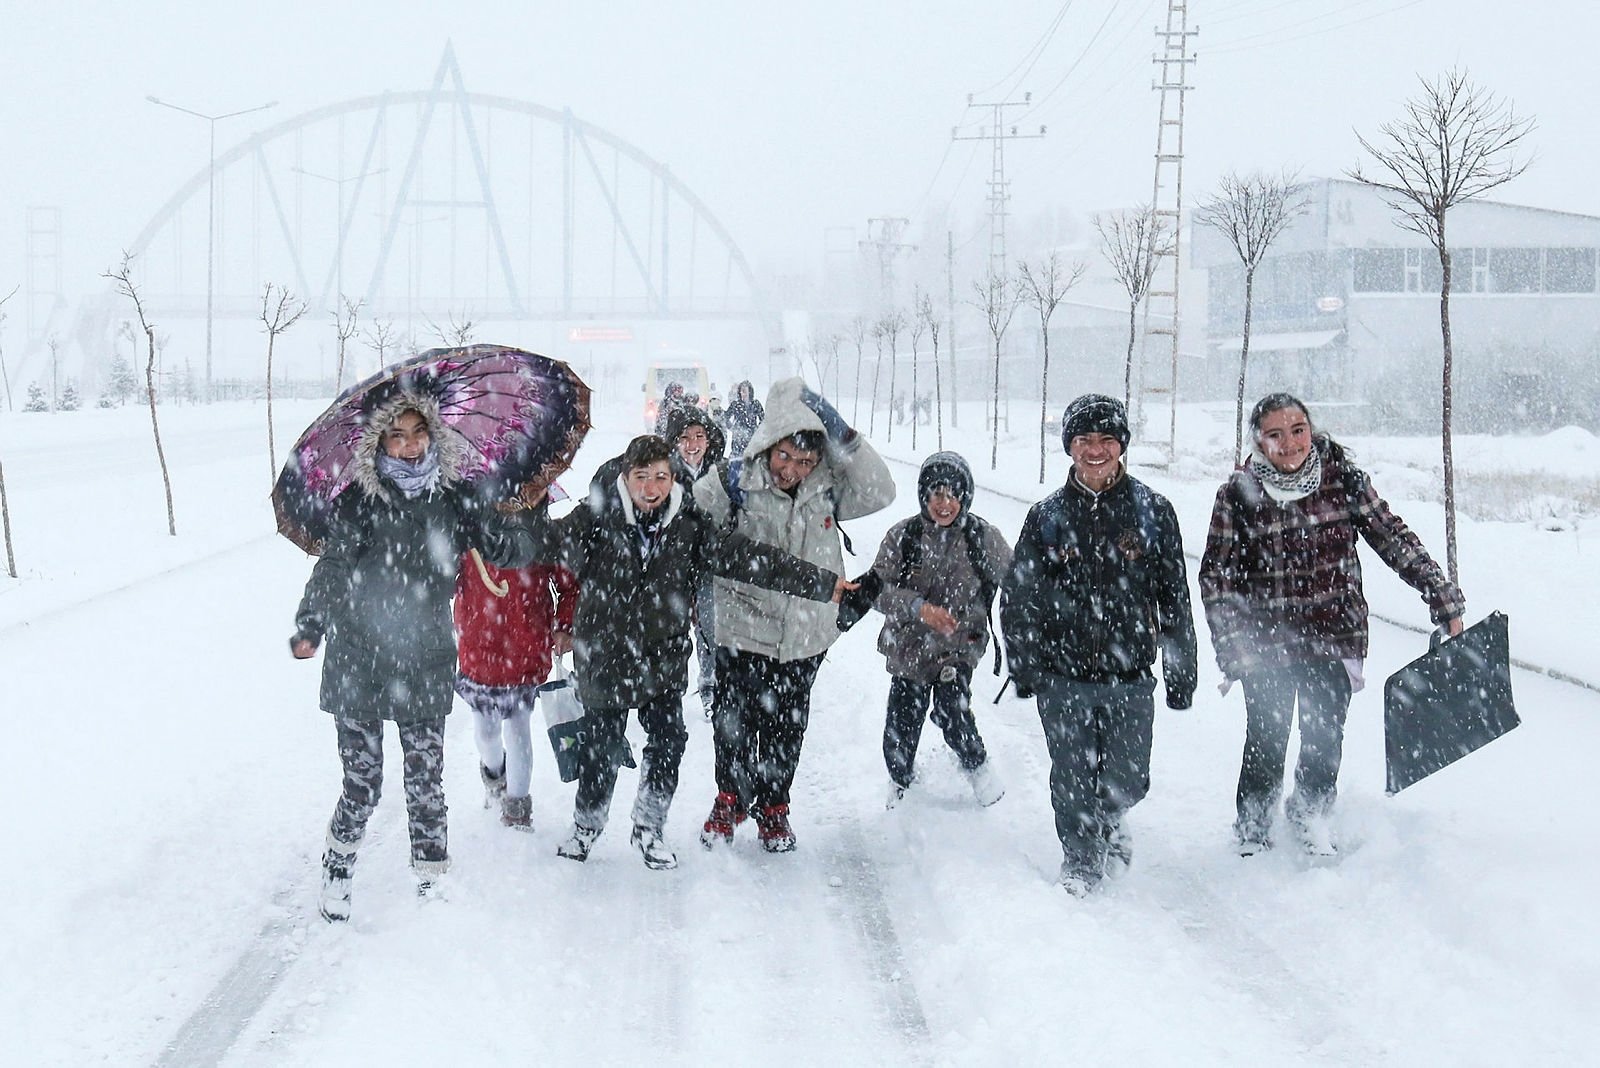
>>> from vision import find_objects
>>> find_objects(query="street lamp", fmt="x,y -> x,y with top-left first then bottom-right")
292,166 -> 386,306
146,95 -> 277,401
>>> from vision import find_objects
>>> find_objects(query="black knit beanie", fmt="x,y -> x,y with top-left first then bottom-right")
1061,394 -> 1130,451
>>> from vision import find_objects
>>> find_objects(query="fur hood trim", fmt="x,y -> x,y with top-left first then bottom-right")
351,389 -> 467,502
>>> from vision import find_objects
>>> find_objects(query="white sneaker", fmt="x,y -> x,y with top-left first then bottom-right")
318,851 -> 353,923
630,826 -> 679,870
557,823 -> 600,862
965,762 -> 1005,807
1058,863 -> 1101,898
885,781 -> 907,810
1103,823 -> 1133,878
1294,816 -> 1338,859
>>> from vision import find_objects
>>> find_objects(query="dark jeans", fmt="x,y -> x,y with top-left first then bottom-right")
1036,676 -> 1156,870
573,692 -> 688,834
327,715 -> 448,871
883,665 -> 988,788
1237,659 -> 1352,835
713,647 -> 824,811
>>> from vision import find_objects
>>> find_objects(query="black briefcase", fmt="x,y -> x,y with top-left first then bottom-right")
1383,611 -> 1519,795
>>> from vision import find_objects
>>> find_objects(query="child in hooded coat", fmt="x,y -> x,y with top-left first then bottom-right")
665,403 -> 728,719
453,546 -> 578,830
290,392 -> 538,922
867,452 -> 1011,809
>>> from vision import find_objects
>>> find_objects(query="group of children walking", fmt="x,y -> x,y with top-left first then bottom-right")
293,379 -> 1464,919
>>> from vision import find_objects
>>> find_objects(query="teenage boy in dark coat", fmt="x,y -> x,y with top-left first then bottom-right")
1000,394 -> 1197,897
520,435 -> 853,870
665,404 -> 728,718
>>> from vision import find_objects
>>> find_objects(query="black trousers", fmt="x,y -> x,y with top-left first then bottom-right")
883,665 -> 988,788
713,647 -> 824,811
1237,659 -> 1352,834
327,716 -> 448,871
1036,677 -> 1156,870
573,692 -> 688,835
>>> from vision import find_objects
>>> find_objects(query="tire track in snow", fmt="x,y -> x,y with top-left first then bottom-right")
1139,863 -> 1389,1064
153,887 -> 305,1068
825,820 -> 933,1058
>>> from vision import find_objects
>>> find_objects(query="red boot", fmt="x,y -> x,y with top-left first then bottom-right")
755,804 -> 796,853
700,791 -> 747,848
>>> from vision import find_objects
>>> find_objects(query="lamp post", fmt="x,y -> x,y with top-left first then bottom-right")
292,165 -> 386,307
146,95 -> 277,401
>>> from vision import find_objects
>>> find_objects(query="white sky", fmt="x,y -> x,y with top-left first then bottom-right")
0,0 -> 1594,299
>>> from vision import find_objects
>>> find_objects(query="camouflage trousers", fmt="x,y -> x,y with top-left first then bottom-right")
326,715 -> 449,874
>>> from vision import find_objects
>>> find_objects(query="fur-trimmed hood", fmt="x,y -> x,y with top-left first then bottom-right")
350,390 -> 468,502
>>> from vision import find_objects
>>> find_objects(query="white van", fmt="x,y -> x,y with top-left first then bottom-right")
642,362 -> 711,430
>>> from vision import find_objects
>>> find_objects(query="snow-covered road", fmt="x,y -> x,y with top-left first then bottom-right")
3,398 -> 1596,1064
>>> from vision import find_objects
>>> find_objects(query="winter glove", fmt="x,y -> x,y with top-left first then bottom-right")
1009,676 -> 1036,701
1166,689 -> 1193,711
835,570 -> 884,632
798,386 -> 858,448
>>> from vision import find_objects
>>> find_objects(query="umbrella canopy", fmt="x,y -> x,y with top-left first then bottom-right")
1384,611 -> 1520,795
273,344 -> 590,554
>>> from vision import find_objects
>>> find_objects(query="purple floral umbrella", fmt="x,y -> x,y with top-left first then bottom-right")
272,344 -> 591,554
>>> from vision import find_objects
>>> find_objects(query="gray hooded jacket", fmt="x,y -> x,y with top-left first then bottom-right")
693,377 -> 895,662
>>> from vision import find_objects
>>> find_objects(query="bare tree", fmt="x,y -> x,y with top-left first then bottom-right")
969,271 -> 1020,470
104,253 -> 176,536
917,291 -> 944,450
908,288 -> 929,452
1350,69 -> 1533,586
0,454 -> 14,577
0,285 -> 17,412
426,308 -> 476,348
1095,206 -> 1173,414
332,296 -> 363,394
261,283 -> 309,486
362,318 -> 399,374
868,319 -> 887,437
1195,170 -> 1311,463
880,308 -> 906,442
1018,253 -> 1089,483
848,315 -> 869,424
46,336 -> 61,412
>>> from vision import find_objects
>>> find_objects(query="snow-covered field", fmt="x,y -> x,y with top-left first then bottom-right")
2,390 -> 1596,1065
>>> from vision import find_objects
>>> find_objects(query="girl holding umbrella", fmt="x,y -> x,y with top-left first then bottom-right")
287,386 -> 554,922
1199,393 -> 1464,858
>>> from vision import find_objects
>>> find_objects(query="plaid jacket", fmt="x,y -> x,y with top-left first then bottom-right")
1199,449 -> 1465,680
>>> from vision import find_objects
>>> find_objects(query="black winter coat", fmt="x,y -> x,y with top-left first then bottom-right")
527,467 -> 837,710
295,483 -> 531,723
1000,472 -> 1197,707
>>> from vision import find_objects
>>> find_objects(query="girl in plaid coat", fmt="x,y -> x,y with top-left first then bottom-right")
1199,393 -> 1465,858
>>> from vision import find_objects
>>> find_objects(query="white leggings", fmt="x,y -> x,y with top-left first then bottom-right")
460,683 -> 538,799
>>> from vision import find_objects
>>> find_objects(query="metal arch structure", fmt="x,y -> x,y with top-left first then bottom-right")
125,45 -> 778,347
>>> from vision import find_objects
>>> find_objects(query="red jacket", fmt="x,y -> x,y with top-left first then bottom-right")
454,552 -> 578,687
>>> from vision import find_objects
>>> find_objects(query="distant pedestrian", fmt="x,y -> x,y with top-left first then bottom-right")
1001,394 -> 1196,897
1199,392 -> 1464,858
722,379 -> 764,457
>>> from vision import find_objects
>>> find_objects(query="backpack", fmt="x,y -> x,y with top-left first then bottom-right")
898,514 -> 1003,675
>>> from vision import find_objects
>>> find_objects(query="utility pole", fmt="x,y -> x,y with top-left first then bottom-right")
946,230 -> 959,427
953,95 -> 1044,279
1139,2 -> 1197,463
858,217 -> 914,312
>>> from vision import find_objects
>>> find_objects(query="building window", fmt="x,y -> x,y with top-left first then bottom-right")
1488,248 -> 1541,293
1544,248 -> 1597,293
1352,249 -> 1403,292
